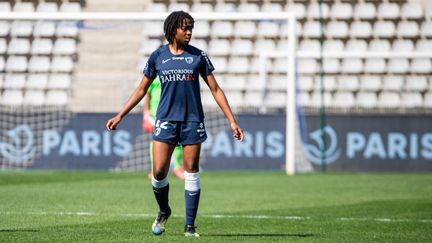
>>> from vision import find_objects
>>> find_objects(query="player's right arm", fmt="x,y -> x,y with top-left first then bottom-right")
106,75 -> 153,131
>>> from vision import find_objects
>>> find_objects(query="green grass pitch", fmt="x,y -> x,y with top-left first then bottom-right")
1,171 -> 431,242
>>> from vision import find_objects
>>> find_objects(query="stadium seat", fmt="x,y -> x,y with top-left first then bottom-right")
416,39 -> 432,52
405,76 -> 428,91
10,21 -> 33,37
246,75 -> 264,91
211,21 -> 233,38
0,57 -> 4,71
397,21 -> 419,38
36,2 -> 59,12
56,21 -> 79,37
28,56 -> 51,72
310,91 -> 332,107
254,39 -> 276,55
323,40 -> 344,51
268,74 -> 287,91
318,76 -> 337,91
13,2 -> 34,12
145,3 -> 166,12
0,2 -> 11,12
377,2 -> 400,19
360,76 -> 382,91
298,76 -> 314,92
214,3 -> 236,12
7,38 -> 30,55
261,3 -> 282,12
190,39 -> 207,51
401,92 -> 423,108
341,58 -> 363,73
302,21 -> 320,38
298,59 -> 318,74
227,57 -> 249,74
60,2 -> 81,12
5,56 -> 27,72
410,59 -> 432,74
0,74 -> 3,88
257,22 -> 279,38
23,90 -> 45,106
354,2 -> 376,20
325,21 -> 349,38
244,91 -> 264,106
237,3 -> 259,12
420,21 -> 432,37
0,21 -> 10,36
26,74 -> 48,89
307,3 -> 329,19
387,58 -> 409,73
338,76 -> 360,91
1,90 -> 24,106
373,21 -> 395,38
322,59 -> 340,74
48,74 -> 71,89
276,40 -> 288,52
264,92 -> 286,108
392,39 -> 414,52
424,92 -> 432,108
139,39 -> 161,55
369,39 -> 391,52
231,39 -> 253,56
223,75 -> 246,90
346,39 -> 368,52
298,39 -> 321,52
211,57 -> 227,73
208,39 -> 230,56
332,91 -> 355,108
364,58 -> 386,74
330,3 -> 353,20
382,75 -> 404,91
285,3 -> 306,19
168,3 -> 190,12
142,21 -> 163,38
4,74 -> 26,89
31,38 -> 53,55
356,92 -> 378,108
193,21 -> 210,38
224,91 -> 243,108
401,2 -> 423,19
191,3 -> 213,13
45,90 -> 69,106
350,21 -> 372,38
33,21 -> 56,37
51,56 -> 74,73
234,21 -> 256,38
249,58 -> 270,73
53,39 -> 77,55
272,58 -> 288,73
378,92 -> 400,108
297,92 -> 311,107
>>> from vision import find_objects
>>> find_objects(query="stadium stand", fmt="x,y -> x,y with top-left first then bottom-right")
0,0 -> 431,113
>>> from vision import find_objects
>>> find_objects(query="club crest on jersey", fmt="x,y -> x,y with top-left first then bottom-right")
185,57 -> 193,64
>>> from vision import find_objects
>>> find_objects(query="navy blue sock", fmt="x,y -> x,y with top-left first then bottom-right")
153,184 -> 170,213
185,189 -> 200,225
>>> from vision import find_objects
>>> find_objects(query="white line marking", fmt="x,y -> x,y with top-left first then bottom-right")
1,211 -> 431,223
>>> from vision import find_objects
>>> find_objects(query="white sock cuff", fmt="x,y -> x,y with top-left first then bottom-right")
152,176 -> 169,188
184,171 -> 200,191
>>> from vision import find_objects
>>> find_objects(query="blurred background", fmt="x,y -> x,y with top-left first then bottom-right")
0,0 -> 431,173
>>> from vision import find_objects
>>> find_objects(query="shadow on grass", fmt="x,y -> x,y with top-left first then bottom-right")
207,232 -> 314,238
0,229 -> 39,232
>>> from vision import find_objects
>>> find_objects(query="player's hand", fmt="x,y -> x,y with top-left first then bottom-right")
230,122 -> 244,141
106,115 -> 121,131
142,112 -> 155,133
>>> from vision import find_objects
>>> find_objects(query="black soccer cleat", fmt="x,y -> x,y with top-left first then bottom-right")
151,207 -> 171,235
184,224 -> 200,237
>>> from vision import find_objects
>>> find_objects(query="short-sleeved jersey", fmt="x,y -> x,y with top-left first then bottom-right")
144,44 -> 214,122
147,77 -> 161,118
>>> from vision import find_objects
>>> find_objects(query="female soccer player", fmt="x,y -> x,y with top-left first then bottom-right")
106,11 -> 244,237
143,77 -> 185,180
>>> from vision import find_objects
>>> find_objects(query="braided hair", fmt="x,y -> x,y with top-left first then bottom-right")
164,11 -> 195,44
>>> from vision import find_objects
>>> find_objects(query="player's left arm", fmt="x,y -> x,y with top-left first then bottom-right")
203,74 -> 244,141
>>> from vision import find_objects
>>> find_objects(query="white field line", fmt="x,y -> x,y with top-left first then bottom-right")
1,211 -> 432,223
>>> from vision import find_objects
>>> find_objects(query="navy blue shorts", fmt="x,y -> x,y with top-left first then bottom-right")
152,120 -> 207,145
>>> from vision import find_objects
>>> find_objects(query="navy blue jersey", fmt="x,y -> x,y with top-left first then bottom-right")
144,44 -> 214,122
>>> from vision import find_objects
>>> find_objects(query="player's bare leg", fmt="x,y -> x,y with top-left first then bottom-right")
182,144 -> 201,237
151,141 -> 175,235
